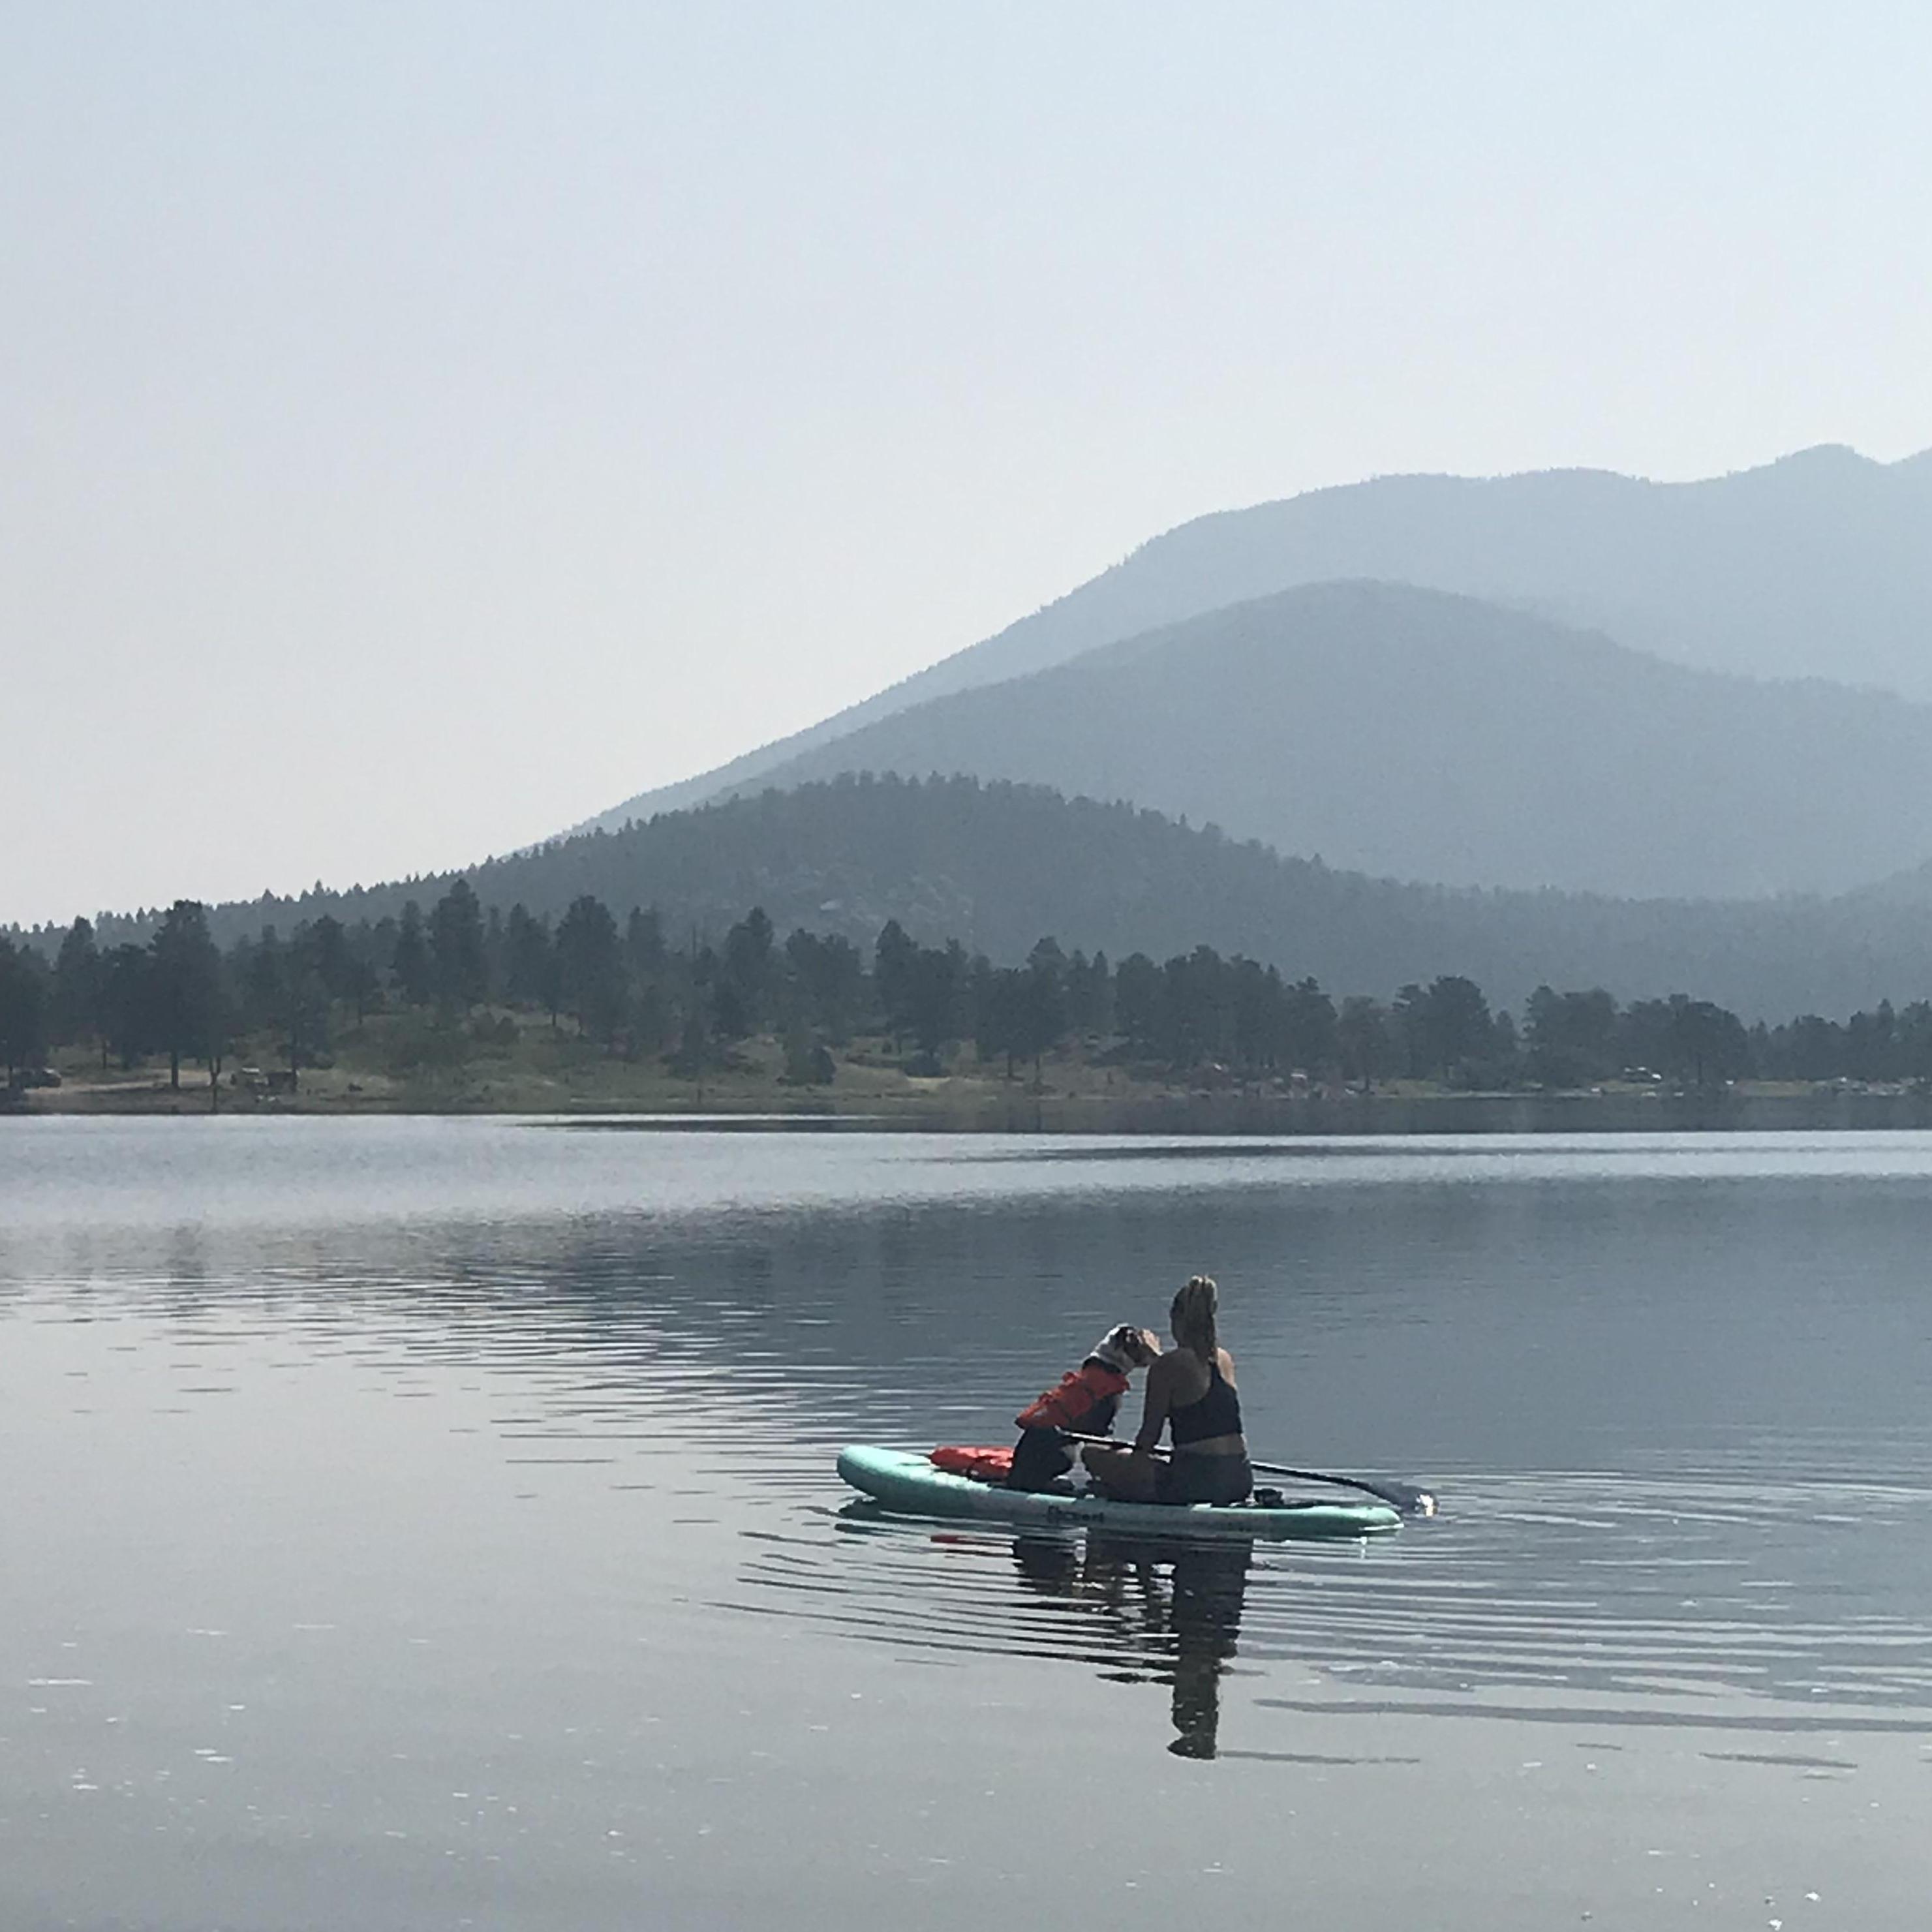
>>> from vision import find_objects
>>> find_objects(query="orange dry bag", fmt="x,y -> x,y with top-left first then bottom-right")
930,1445 -> 1015,1482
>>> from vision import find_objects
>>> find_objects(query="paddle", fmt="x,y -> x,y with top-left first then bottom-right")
1065,1432 -> 1436,1516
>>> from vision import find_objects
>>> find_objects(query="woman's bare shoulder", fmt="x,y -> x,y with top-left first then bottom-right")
1161,1348 -> 1211,1399
1216,1346 -> 1238,1381
1147,1351 -> 1184,1388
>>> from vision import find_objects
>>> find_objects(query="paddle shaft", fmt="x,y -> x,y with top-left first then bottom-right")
1064,1432 -> 1435,1516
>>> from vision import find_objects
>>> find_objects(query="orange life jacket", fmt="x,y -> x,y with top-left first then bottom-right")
1015,1360 -> 1129,1433
930,1445 -> 1014,1482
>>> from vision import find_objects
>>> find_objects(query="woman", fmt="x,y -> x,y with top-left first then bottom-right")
1083,1276 -> 1252,1506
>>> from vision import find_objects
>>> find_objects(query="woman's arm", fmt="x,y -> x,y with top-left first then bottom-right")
1133,1358 -> 1173,1451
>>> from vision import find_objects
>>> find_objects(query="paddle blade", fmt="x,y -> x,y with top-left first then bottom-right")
1346,1477 -> 1435,1516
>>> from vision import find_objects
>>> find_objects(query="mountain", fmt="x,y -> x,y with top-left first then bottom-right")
579,443 -> 1932,834
655,581 -> 1932,900
92,774 -> 1932,1020
1841,854 -> 1932,906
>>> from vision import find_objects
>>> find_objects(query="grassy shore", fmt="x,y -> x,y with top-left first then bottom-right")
20,1016 -> 1186,1122
14,1013 -> 1932,1135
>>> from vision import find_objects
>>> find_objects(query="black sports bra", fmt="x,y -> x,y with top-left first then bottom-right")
1169,1357 -> 1243,1447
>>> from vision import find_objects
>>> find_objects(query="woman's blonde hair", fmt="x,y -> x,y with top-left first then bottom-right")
1171,1274 -> 1218,1358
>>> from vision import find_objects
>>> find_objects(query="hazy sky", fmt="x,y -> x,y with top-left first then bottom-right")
6,3 -> 1931,928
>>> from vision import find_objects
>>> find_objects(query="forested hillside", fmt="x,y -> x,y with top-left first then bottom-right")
42,774 -> 1932,1020
693,581 -> 1932,899
578,443 -> 1932,833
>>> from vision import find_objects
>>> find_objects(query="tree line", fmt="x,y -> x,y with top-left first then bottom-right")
8,880 -> 1932,1098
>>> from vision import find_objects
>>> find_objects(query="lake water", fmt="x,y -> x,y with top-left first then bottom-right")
3,1118 -> 1929,1931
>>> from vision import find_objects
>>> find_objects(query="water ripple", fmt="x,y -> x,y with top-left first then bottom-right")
725,1466 -> 1932,1741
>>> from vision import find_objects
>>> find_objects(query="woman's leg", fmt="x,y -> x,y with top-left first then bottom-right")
1082,1444 -> 1161,1501
1157,1453 -> 1254,1507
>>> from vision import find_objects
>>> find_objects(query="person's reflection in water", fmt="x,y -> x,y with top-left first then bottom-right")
1009,1533 -> 1255,1758
1164,1539 -> 1253,1758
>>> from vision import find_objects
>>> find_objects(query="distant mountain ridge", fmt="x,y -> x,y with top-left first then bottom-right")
676,581 -> 1932,900
579,443 -> 1932,836
72,774 -> 1932,1020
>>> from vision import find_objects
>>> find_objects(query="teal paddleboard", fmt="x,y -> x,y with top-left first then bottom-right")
837,1446 -> 1402,1540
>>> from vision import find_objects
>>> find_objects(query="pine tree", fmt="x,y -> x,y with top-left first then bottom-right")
555,895 -> 626,1041
1114,953 -> 1162,1058
52,917 -> 102,1054
718,907 -> 776,1037
625,907 -> 666,975
391,901 -> 433,1006
427,880 -> 487,1012
874,920 -> 917,1047
504,905 -> 555,1013
1338,996 -> 1390,1092
99,945 -> 154,1070
307,915 -> 353,1011
148,901 -> 228,1094
0,938 -> 50,1081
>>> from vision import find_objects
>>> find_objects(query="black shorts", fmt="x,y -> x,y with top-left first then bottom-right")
1156,1452 -> 1253,1506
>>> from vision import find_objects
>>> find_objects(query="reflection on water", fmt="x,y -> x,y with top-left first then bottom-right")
4,1119 -> 1932,1930
771,1521 -> 1259,1760
735,1464 -> 1932,1760
1015,1535 -> 1255,1761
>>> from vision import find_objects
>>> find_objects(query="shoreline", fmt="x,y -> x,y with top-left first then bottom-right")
13,1079 -> 1932,1135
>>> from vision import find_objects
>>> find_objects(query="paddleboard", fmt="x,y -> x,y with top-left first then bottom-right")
837,1446 -> 1402,1540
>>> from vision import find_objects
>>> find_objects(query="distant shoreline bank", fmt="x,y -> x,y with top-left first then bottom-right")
12,1079 -> 1932,1136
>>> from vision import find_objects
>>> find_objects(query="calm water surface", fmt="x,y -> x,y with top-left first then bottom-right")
3,1119 -> 1930,1930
